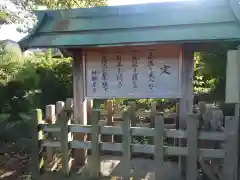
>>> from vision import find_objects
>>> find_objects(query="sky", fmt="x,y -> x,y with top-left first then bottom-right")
0,0 -> 193,42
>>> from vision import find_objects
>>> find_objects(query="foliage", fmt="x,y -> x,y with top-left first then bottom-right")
194,42 -> 239,102
36,0 -> 107,9
0,48 -> 72,119
0,0 -> 35,32
0,40 -> 24,84
0,0 -> 106,32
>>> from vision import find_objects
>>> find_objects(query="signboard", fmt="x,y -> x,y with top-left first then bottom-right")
85,45 -> 182,99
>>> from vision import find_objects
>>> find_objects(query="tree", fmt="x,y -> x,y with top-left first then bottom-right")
194,42 -> 239,102
0,40 -> 24,84
36,0 -> 106,9
0,0 -> 106,33
0,0 -> 35,32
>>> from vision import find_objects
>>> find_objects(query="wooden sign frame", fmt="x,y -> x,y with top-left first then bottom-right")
83,45 -> 183,99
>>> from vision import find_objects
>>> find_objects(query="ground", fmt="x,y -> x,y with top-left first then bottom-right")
0,145 -> 183,180
39,155 -> 183,180
0,142 -> 31,180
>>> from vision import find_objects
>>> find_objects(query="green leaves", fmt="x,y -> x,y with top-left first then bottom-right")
0,11 -> 9,24
36,0 -> 107,9
194,42 -> 239,101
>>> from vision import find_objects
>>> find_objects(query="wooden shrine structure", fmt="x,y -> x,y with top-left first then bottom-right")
18,0 -> 240,179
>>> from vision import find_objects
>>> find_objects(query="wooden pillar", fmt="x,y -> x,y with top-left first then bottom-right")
179,45 -> 194,129
72,49 -> 87,165
179,45 -> 194,173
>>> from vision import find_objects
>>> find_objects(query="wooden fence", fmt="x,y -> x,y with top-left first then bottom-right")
31,99 -> 238,180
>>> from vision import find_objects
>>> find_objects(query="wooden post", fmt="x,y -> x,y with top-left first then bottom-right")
45,104 -> 55,162
84,99 -> 93,143
225,48 -> 240,180
128,101 -> 136,145
179,45 -> 194,173
175,103 -> 180,147
65,98 -> 73,142
154,112 -> 165,180
66,98 -> 73,109
122,111 -> 132,180
150,102 -> 157,126
179,46 -> 194,129
102,100 -> 114,142
90,110 -> 101,178
60,110 -> 70,176
72,49 -> 87,165
186,115 -> 198,180
199,101 -> 206,115
176,103 -> 180,129
128,101 -> 137,127
55,101 -> 64,140
236,103 -> 240,180
223,115 -> 239,180
149,102 -> 157,144
31,109 -> 44,180
56,101 -> 65,114
198,101 -> 206,130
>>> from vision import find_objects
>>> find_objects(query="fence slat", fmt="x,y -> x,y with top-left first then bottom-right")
129,101 -> 137,127
186,115 -> 198,180
149,102 -> 156,144
122,111 -> 132,180
223,116 -> 239,180
90,110 -> 101,178
45,105 -> 55,162
31,109 -> 43,180
60,111 -> 70,176
56,101 -> 65,118
154,113 -> 165,180
103,100 -> 114,142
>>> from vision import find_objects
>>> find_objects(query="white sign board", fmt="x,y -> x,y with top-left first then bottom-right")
85,45 -> 182,99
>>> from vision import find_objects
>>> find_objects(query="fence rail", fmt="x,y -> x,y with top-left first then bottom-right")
40,123 -> 225,141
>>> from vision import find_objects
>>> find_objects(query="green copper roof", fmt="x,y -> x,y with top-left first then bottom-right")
19,0 -> 240,49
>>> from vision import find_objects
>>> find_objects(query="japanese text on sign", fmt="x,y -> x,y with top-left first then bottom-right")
116,55 -> 123,88
148,52 -> 155,92
86,45 -> 181,99
101,55 -> 108,92
132,55 -> 138,91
